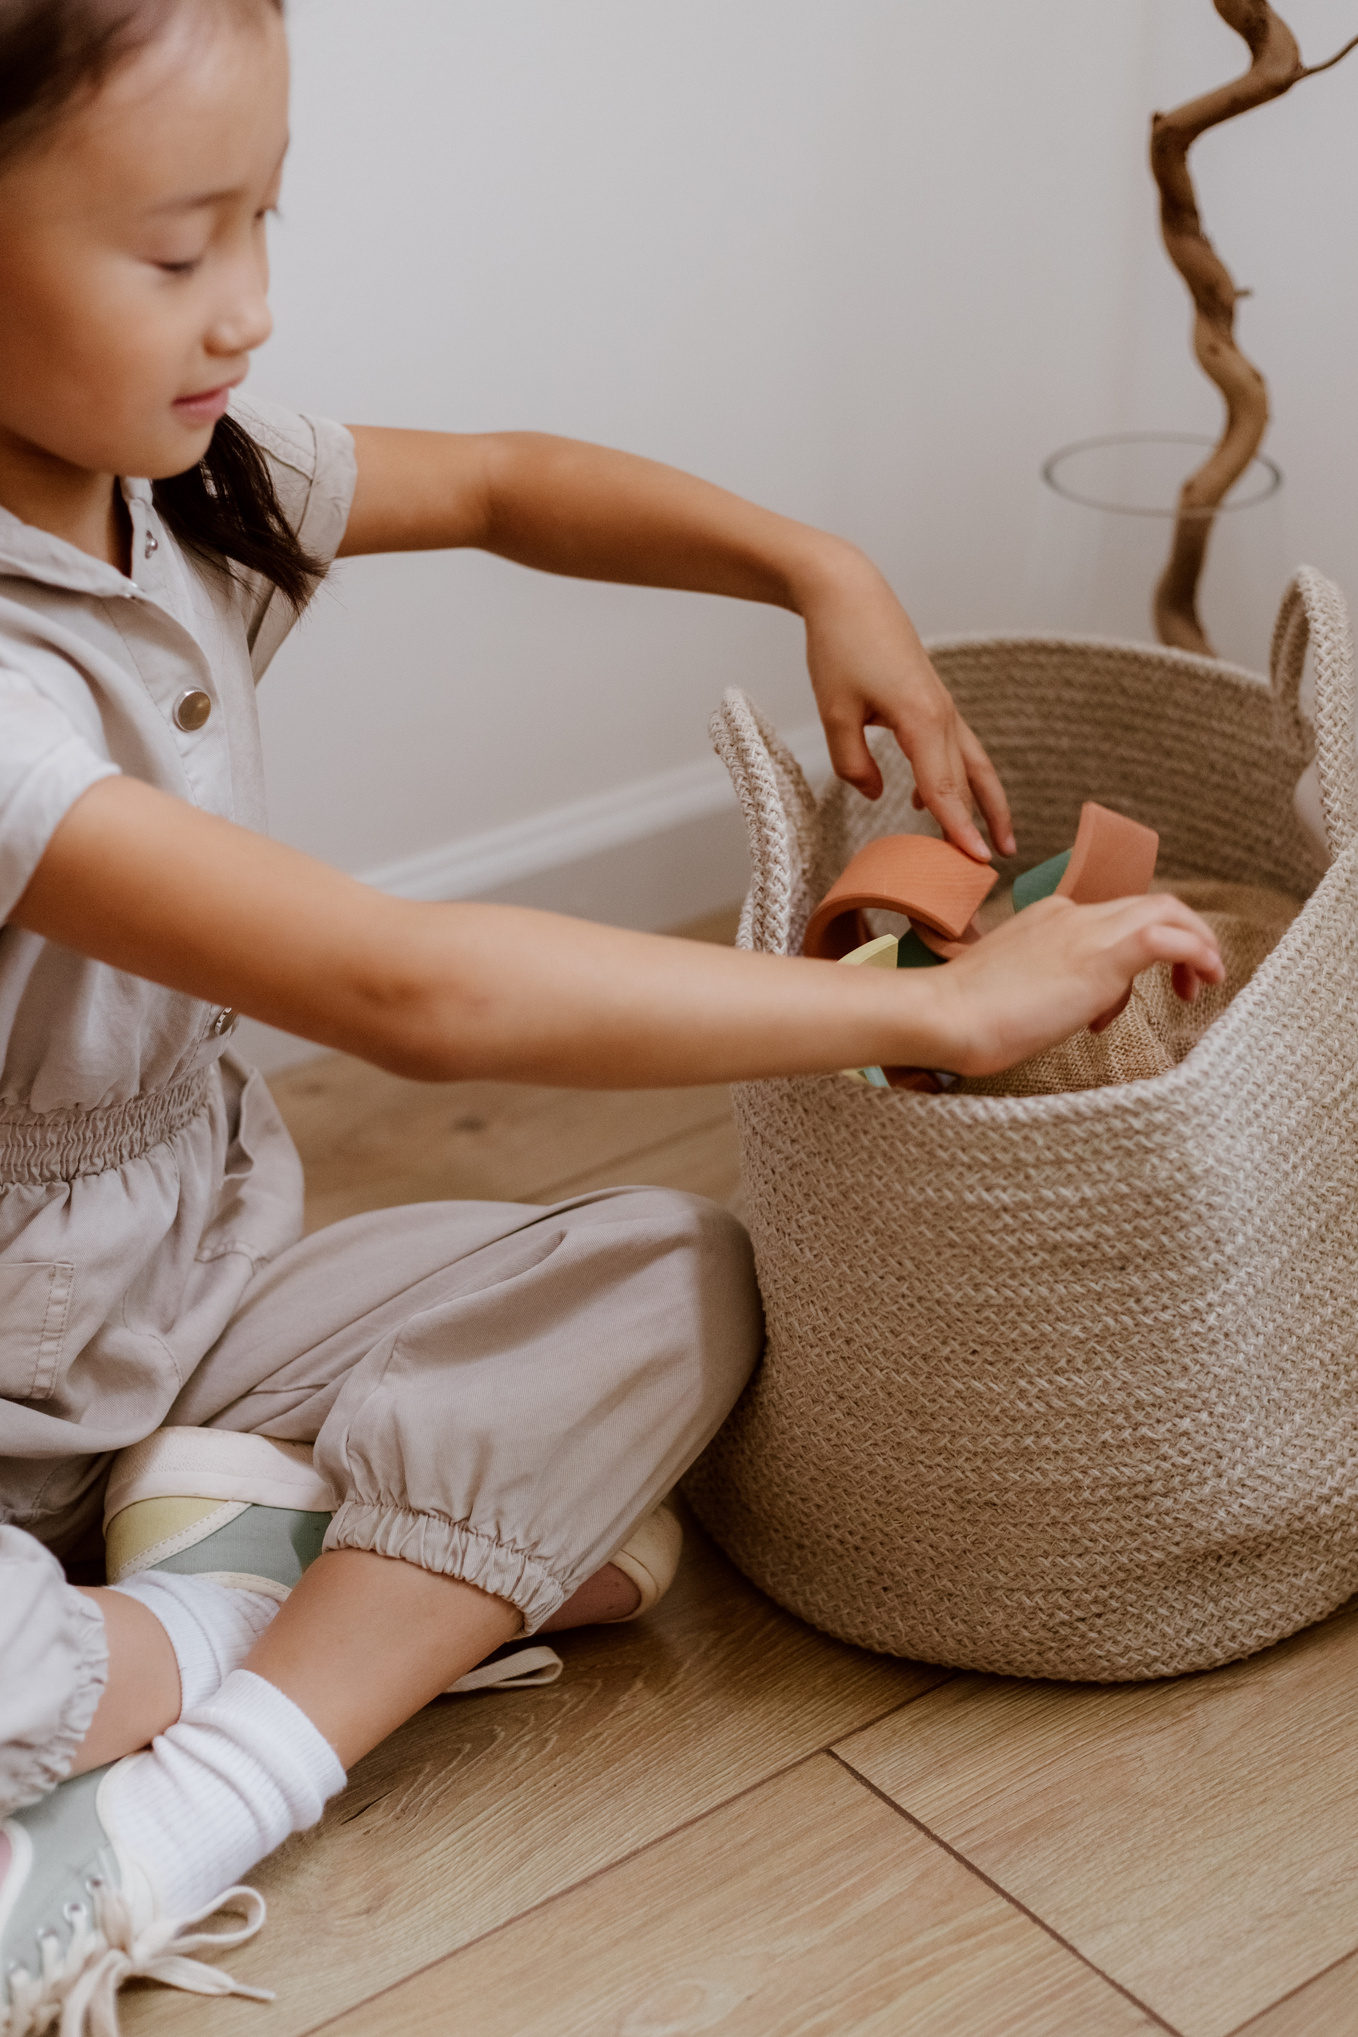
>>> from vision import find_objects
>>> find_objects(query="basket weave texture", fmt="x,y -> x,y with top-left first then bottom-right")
684,569 -> 1358,1681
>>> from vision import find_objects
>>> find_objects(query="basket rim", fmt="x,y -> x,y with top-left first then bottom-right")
921,628 -> 1269,689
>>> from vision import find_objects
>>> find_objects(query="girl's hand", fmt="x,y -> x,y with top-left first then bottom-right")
917,893 -> 1225,1078
799,547 -> 1016,863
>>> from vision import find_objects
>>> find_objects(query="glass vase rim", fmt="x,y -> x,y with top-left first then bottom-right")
1041,431 -> 1284,519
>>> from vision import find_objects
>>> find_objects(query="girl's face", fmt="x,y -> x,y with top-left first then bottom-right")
0,1 -> 289,486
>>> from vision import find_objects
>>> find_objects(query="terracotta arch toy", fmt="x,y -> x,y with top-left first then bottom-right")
803,834 -> 998,962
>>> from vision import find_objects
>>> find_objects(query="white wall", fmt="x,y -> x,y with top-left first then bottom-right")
239,1 -> 1358,1066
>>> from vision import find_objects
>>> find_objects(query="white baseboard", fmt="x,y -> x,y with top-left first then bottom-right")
359,718 -> 831,902
238,716 -> 832,1074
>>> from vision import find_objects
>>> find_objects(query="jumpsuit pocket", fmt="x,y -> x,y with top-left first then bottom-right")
0,1261 -> 76,1403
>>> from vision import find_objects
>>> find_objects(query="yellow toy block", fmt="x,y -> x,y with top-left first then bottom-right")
839,933 -> 898,1084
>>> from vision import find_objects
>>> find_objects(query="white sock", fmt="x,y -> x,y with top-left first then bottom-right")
110,1571 -> 281,1712
106,1668 -> 345,1917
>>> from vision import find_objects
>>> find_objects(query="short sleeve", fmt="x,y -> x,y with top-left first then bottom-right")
0,672 -> 119,922
225,390 -> 359,682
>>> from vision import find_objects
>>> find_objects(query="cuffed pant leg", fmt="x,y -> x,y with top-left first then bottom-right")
171,1188 -> 762,1633
0,1525 -> 107,1817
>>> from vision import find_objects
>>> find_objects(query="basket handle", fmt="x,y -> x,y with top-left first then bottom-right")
1271,567 -> 1358,861
709,689 -> 820,954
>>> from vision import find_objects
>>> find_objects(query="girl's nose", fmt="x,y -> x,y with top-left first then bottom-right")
208,297 -> 274,356
207,277 -> 273,359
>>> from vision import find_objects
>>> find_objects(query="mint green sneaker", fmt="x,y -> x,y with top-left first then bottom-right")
0,1763 -> 270,2035
101,1427 -> 562,1695
103,1429 -> 335,1598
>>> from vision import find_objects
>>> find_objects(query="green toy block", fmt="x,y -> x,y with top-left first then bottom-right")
1013,848 -> 1072,912
896,928 -> 945,969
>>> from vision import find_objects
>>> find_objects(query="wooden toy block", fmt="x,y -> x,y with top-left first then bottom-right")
837,933 -> 898,1087
897,927 -> 946,969
1013,808 -> 1160,914
1012,849 -> 1072,912
908,915 -> 984,960
804,835 -> 998,961
838,933 -> 899,971
1055,803 -> 1159,905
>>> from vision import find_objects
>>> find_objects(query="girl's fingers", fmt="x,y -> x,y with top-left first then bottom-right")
906,712 -> 1013,862
1090,912 -> 1212,1029
957,720 -> 1016,857
1171,960 -> 1203,1003
903,718 -> 992,862
1106,899 -> 1223,985
824,714 -> 884,801
1009,894 -> 1224,1005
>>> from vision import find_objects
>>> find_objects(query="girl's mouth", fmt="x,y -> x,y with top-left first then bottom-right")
172,382 -> 239,425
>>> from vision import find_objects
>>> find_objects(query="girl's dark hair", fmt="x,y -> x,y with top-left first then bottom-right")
154,415 -> 325,614
0,0 -> 324,613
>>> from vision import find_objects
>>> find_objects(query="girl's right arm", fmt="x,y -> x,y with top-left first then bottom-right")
12,777 -> 1224,1089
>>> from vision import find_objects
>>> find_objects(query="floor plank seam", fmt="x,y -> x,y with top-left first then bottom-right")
1223,1941 -> 1358,2035
831,1669 -> 961,1740
827,1749 -> 1184,2037
299,1742 -> 849,2037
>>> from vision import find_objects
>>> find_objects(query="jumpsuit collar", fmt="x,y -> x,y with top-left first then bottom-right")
0,479 -> 156,599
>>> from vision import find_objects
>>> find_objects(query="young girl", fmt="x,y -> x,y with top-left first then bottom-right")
0,1 -> 1223,2027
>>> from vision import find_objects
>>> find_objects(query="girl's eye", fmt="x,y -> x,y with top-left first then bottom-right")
158,260 -> 201,276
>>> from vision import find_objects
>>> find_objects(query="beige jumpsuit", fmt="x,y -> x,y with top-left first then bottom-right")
0,395 -> 761,1815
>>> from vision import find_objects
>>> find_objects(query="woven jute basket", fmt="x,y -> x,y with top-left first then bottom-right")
684,568 -> 1358,1682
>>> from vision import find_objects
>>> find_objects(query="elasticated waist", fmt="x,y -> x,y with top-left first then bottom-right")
0,1068 -> 214,1185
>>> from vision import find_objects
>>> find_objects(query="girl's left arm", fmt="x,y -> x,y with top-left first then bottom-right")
336,427 -> 1015,863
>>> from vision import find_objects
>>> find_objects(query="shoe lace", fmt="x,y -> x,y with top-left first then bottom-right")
3,1878 -> 273,2037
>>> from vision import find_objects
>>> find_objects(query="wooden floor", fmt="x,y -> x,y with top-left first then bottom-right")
129,907 -> 1358,2037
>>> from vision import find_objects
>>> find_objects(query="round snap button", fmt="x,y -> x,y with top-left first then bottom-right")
211,1008 -> 238,1037
173,688 -> 212,733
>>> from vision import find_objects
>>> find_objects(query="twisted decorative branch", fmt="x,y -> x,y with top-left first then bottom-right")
1151,1 -> 1357,656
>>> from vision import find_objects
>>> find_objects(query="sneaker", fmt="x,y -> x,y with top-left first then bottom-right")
443,1499 -> 683,1677
609,1498 -> 684,1621
103,1428 -> 336,1601
0,1763 -> 269,2036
